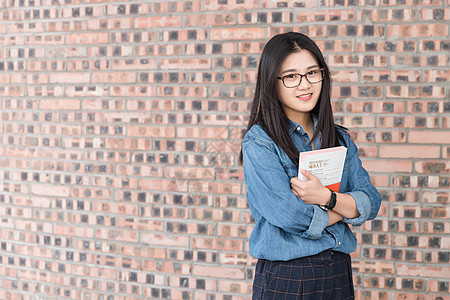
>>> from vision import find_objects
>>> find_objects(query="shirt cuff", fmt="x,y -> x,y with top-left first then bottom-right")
301,205 -> 329,239
343,190 -> 371,226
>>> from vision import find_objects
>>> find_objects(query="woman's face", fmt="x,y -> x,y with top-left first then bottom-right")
277,49 -> 323,124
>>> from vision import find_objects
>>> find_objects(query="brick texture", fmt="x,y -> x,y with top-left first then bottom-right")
0,1 -> 449,299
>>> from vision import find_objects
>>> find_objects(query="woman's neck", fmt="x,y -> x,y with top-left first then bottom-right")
289,113 -> 315,149
290,113 -> 313,133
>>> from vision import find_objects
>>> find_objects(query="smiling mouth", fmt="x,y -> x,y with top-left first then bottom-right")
297,93 -> 312,100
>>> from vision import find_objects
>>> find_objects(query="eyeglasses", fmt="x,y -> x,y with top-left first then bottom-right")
277,68 -> 325,88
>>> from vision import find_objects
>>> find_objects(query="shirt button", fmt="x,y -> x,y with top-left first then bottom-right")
297,127 -> 300,131
338,241 -> 341,246
303,139 -> 308,142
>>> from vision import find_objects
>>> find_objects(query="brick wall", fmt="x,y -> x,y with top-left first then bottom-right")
0,0 -> 449,299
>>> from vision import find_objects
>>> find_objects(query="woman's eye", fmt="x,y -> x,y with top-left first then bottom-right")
308,69 -> 319,75
285,74 -> 297,79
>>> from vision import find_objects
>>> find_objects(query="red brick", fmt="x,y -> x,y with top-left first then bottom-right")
397,264 -> 450,278
193,265 -> 245,279
7,22 -> 45,33
141,233 -> 189,248
66,32 -> 108,44
415,161 -> 449,174
127,126 -> 175,138
409,131 -> 450,144
388,24 -> 448,37
164,167 -> 215,180
363,160 -> 412,173
205,0 -> 258,10
160,58 -> 211,70
177,127 -> 229,139
211,27 -> 265,40
428,279 -> 450,293
31,184 -> 70,197
380,145 -> 440,158
48,72 -> 90,83
135,16 -> 182,28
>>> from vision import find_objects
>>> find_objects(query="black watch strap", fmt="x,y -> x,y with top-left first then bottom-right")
326,190 -> 337,210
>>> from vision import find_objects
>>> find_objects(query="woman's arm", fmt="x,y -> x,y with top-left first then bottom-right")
290,170 -> 360,219
340,134 -> 382,224
332,192 -> 359,219
291,130 -> 382,226
243,138 -> 329,239
328,210 -> 343,226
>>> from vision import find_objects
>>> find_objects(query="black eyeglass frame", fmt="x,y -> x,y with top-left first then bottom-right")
277,68 -> 326,88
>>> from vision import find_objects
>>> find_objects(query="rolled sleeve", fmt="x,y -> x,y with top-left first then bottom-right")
243,137 -> 328,238
301,205 -> 329,239
343,190 -> 371,226
339,129 -> 382,226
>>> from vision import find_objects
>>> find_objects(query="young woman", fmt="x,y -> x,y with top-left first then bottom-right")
240,32 -> 382,299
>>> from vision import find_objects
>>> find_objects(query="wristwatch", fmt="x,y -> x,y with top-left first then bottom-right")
319,190 -> 337,211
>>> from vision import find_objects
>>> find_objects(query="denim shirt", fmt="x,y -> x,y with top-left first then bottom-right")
242,119 -> 382,261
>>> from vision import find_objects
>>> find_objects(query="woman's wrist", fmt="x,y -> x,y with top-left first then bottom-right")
331,193 -> 360,219
321,188 -> 331,206
327,210 -> 343,226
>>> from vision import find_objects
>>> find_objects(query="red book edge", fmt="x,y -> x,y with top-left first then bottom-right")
326,182 -> 340,193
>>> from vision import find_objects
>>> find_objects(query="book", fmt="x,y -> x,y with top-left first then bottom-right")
298,146 -> 347,192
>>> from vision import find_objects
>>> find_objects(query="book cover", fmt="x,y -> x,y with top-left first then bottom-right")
298,146 -> 347,192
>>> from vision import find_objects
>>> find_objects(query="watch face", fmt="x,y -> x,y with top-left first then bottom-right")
319,205 -> 328,211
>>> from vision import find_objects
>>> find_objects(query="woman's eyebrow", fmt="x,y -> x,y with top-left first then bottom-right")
279,68 -> 298,75
279,65 -> 320,75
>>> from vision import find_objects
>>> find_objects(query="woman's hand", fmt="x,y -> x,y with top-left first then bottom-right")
290,170 -> 331,206
292,170 -> 361,219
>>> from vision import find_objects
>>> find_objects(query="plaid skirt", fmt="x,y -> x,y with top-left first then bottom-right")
252,249 -> 354,300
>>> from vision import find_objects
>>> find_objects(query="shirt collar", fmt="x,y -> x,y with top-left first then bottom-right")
288,114 -> 318,136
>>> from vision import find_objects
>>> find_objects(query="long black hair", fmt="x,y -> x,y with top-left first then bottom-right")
239,32 -> 344,168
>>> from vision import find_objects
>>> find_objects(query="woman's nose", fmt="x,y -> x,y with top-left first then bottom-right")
297,76 -> 312,89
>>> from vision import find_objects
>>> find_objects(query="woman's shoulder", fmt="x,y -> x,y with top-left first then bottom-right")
335,124 -> 349,135
334,124 -> 352,141
243,124 -> 274,149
